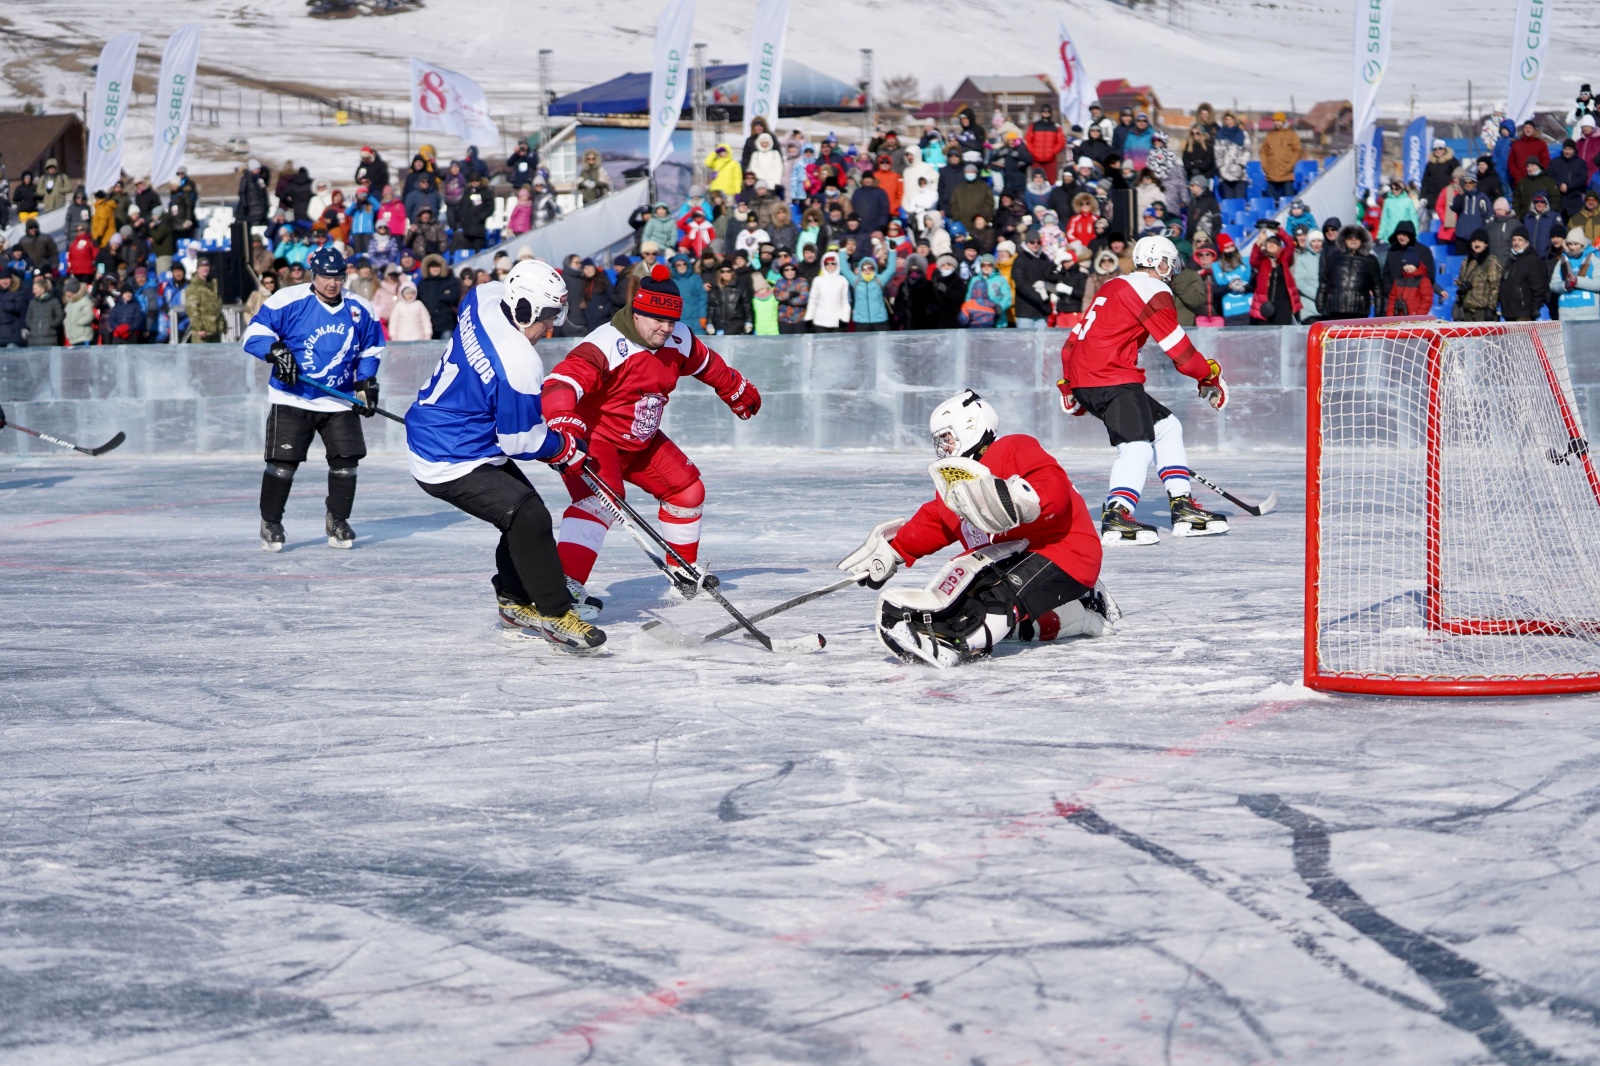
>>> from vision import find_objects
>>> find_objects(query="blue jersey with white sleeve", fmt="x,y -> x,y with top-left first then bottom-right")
242,283 -> 385,412
405,282 -> 563,484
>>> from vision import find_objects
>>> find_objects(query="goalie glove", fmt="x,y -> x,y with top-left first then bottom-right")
929,456 -> 1042,535
838,518 -> 906,589
1057,378 -> 1084,416
1198,359 -> 1227,411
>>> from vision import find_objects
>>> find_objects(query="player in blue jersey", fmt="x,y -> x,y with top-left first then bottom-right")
404,259 -> 603,653
242,246 -> 385,551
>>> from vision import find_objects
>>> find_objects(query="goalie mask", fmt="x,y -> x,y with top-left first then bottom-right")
930,389 -> 999,460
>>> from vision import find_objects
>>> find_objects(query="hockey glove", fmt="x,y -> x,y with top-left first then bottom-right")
1198,359 -> 1228,411
838,518 -> 906,589
546,413 -> 589,443
1057,378 -> 1084,416
543,431 -> 588,473
721,373 -> 762,420
352,377 -> 380,417
0,403 -> 6,430
268,341 -> 298,387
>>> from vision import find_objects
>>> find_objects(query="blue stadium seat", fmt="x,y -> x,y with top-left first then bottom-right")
1293,160 -> 1319,190
1418,231 -> 1438,247
1247,197 -> 1276,218
1219,198 -> 1246,215
1245,161 -> 1266,196
1230,211 -> 1249,227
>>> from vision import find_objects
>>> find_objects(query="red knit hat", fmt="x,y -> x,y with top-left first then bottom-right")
632,263 -> 683,321
1215,232 -> 1237,254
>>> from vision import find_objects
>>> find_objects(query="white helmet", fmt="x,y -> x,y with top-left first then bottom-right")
502,258 -> 568,329
1132,234 -> 1182,280
930,389 -> 999,460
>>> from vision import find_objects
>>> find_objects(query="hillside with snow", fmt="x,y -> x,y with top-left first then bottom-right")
1,0 -> 1593,182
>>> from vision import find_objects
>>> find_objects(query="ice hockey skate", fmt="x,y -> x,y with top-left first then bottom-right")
666,560 -> 719,599
1168,494 -> 1229,537
260,519 -> 285,552
534,608 -> 607,652
1101,502 -> 1160,546
325,513 -> 355,549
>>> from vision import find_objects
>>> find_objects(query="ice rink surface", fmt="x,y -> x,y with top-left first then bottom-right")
4,448 -> 1600,1065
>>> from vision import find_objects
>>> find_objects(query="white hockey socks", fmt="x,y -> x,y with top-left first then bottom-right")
1153,416 -> 1191,498
1107,440 -> 1154,511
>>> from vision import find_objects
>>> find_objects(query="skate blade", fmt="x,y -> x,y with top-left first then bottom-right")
1170,520 -> 1229,538
327,536 -> 355,549
1102,529 -> 1160,546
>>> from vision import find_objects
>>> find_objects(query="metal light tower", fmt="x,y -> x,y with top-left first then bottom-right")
693,42 -> 709,187
860,49 -> 875,146
538,49 -> 553,150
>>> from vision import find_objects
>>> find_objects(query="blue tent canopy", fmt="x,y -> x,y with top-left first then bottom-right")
549,60 -> 862,118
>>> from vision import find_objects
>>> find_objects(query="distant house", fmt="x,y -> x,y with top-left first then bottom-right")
1094,79 -> 1163,118
945,76 -> 1058,124
0,112 -> 85,181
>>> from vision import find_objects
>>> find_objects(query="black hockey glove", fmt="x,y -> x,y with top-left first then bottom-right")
353,377 -> 380,417
0,403 -> 7,430
268,342 -> 298,387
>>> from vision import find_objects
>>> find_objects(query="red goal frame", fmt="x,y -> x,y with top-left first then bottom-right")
1304,319 -> 1600,696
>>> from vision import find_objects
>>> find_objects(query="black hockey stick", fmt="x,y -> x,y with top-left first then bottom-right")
642,571 -> 865,647
300,378 -> 408,424
2,411 -> 125,456
577,466 -> 823,653
1189,470 -> 1277,516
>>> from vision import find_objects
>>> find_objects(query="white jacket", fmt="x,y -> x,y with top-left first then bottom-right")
805,264 -> 852,328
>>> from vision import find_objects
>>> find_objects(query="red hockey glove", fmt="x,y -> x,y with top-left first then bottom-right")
720,373 -> 761,419
546,413 -> 588,442
1198,359 -> 1228,411
542,430 -> 588,473
1057,378 -> 1084,416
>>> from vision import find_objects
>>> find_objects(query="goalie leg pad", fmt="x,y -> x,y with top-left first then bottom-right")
878,542 -> 1029,667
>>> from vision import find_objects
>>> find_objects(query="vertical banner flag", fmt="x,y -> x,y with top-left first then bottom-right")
741,0 -> 789,138
1351,0 -> 1392,194
151,25 -> 201,188
648,0 -> 696,173
1359,123 -> 1384,194
409,58 -> 500,147
1402,116 -> 1428,187
85,33 -> 140,196
1507,0 -> 1550,125
1056,19 -> 1093,131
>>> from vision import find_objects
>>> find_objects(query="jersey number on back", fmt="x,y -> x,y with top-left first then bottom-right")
1070,296 -> 1107,342
418,352 -> 460,407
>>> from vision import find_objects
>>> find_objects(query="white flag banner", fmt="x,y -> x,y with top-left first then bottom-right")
1056,19 -> 1092,131
1351,0 -> 1392,145
85,33 -> 140,196
1507,0 -> 1551,125
741,0 -> 789,138
649,0 -> 696,173
409,58 -> 499,148
150,25 -> 201,188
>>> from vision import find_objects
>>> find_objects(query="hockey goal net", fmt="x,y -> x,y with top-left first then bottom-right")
1306,319 -> 1600,695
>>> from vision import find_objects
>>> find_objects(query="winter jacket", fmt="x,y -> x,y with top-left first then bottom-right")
1454,251 -> 1503,320
66,235 -> 97,277
1485,215 -> 1519,264
852,185 -> 891,238
0,282 -> 28,346
1498,247 -> 1547,320
1377,192 -> 1420,242
1573,207 -> 1600,247
24,291 -> 63,346
388,293 -> 433,340
640,206 -> 680,250
1522,209 -> 1564,258
1258,128 -> 1304,184
947,178 -> 996,231
577,162 -> 612,206
706,145 -> 744,196
1509,133 -> 1552,185
1379,226 -> 1436,298
773,275 -> 809,327
706,281 -> 752,335
17,230 -> 59,270
964,270 -> 1012,325
1421,157 -> 1458,210
377,199 -> 407,237
1514,171 -> 1562,219
839,251 -> 896,325
1319,225 -> 1383,318
1248,244 -> 1301,322
1009,247 -> 1059,320
1550,249 -> 1600,320
987,142 -> 1035,197
416,270 -> 461,338
1120,129 -> 1154,170
1384,270 -> 1434,317
747,136 -> 786,191
403,184 -> 442,226
106,295 -> 146,341
62,289 -> 95,345
804,259 -> 852,328
1024,120 -> 1067,180
1451,191 -> 1493,248
353,152 -> 390,193
185,278 -> 225,340
236,169 -> 270,224
1548,153 -> 1590,217
1291,248 -> 1321,318
1491,122 -> 1517,190
1215,138 -> 1249,184
1282,207 -> 1318,237
91,198 -> 118,247
280,169 -> 314,222
671,259 -> 709,331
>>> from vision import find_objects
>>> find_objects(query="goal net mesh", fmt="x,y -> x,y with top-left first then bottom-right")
1311,321 -> 1600,689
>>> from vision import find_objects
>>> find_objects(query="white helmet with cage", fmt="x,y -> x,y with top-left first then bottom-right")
501,258 -> 569,329
1131,234 -> 1182,280
930,388 -> 999,460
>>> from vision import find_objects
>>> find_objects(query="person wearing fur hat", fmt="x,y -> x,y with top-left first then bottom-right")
1317,225 -> 1382,320
541,264 -> 762,600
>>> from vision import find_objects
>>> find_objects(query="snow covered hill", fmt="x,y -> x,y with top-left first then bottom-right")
1,0 -> 1592,181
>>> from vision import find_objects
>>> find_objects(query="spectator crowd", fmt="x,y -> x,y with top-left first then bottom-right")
5,81 -> 1600,349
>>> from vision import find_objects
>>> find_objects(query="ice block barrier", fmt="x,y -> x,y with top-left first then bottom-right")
6,323 -> 1598,458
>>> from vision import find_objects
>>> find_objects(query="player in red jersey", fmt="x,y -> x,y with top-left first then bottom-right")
540,264 -> 760,608
838,390 -> 1116,668
1057,234 -> 1230,546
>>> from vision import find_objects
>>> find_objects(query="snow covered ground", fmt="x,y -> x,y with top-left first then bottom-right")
2,0 -> 1594,184
5,448 -> 1600,1063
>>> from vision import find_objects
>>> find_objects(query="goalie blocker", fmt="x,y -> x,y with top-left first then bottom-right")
839,390 -> 1116,668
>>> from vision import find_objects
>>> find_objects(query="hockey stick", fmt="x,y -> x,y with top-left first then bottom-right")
1189,470 -> 1277,517
577,466 -> 823,653
2,414 -> 125,456
298,378 -> 408,424
642,571 -> 866,647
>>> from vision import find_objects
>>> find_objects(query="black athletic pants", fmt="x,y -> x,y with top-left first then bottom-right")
260,404 -> 367,522
417,459 -> 571,617
1071,382 -> 1173,446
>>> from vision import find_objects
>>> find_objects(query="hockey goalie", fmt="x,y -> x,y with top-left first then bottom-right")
839,389 -> 1116,668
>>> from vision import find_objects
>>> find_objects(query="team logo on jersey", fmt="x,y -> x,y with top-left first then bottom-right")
616,338 -> 630,359
628,393 -> 668,441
